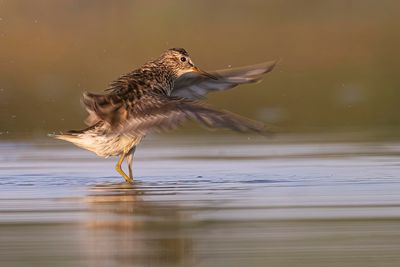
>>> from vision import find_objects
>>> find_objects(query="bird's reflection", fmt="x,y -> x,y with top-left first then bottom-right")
83,182 -> 194,267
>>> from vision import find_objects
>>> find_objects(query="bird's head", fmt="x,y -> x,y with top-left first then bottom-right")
158,48 -> 217,79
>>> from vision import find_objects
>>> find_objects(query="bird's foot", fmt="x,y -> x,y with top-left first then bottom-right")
115,165 -> 134,184
123,175 -> 134,184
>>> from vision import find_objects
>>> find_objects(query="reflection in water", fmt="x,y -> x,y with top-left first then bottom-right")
84,183 -> 193,267
2,140 -> 400,266
85,177 -> 400,267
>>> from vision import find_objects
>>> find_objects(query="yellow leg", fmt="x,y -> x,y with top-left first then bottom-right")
126,146 -> 136,181
115,154 -> 133,183
126,154 -> 133,180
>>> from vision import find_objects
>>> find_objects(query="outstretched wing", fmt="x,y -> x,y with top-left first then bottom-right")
171,60 -> 277,99
82,91 -> 128,126
83,93 -> 269,136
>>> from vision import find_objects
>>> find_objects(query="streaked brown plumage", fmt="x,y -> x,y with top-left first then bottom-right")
54,48 -> 276,183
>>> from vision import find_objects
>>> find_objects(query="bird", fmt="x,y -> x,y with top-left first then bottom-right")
53,48 -> 276,183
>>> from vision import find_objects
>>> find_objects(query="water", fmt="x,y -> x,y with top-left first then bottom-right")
1,137 -> 400,266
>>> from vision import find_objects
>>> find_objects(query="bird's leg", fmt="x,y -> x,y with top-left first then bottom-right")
115,154 -> 132,183
126,146 -> 136,181
126,154 -> 133,180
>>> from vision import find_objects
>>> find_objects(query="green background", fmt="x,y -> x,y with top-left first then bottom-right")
1,0 -> 399,138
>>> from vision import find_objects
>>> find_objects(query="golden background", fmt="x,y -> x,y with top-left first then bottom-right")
0,0 -> 399,138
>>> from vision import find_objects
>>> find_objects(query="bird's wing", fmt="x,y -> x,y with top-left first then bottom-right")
119,95 -> 270,136
83,93 -> 269,136
82,71 -> 145,127
171,60 -> 277,99
82,91 -> 129,127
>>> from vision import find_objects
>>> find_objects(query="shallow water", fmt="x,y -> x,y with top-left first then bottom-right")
1,137 -> 400,267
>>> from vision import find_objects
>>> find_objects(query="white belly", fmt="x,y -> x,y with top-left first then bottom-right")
56,132 -> 142,158
88,134 -> 142,157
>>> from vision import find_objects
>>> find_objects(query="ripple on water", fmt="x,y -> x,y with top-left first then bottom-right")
2,140 -> 400,266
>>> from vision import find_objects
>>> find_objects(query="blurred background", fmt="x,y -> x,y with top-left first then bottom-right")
3,2 -> 400,267
1,0 -> 399,139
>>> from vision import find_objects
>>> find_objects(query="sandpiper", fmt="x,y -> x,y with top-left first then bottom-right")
54,48 -> 276,183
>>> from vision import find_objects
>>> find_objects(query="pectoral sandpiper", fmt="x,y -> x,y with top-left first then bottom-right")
53,48 -> 276,183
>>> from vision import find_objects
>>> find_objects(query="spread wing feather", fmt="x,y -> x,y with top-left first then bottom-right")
171,61 -> 277,99
82,92 -> 126,126
120,95 -> 268,135
83,93 -> 268,136
81,60 -> 277,135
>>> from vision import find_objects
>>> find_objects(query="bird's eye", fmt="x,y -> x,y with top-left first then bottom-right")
180,57 -> 186,62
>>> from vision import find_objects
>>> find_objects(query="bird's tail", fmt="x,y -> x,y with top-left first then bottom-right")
49,123 -> 107,156
50,131 -> 80,143
50,131 -> 90,149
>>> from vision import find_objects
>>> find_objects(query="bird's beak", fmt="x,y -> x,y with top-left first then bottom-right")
191,66 -> 218,80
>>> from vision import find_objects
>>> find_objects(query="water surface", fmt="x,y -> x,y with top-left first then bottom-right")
1,137 -> 400,266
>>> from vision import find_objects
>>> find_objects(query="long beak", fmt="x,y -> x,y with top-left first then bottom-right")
192,66 -> 218,80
